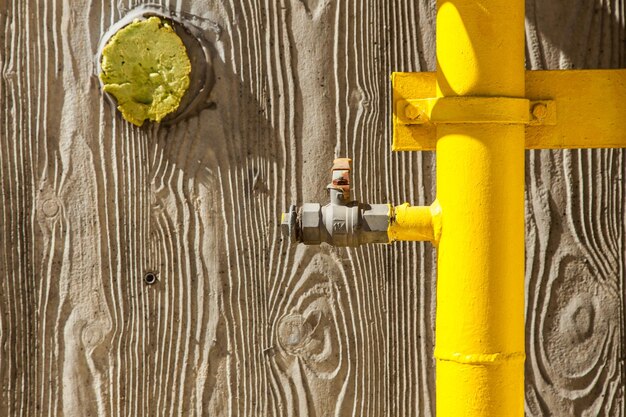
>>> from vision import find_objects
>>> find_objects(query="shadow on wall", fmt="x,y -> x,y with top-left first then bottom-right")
87,3 -> 291,414
103,3 -> 355,416
523,1 -> 625,416
525,0 -> 625,69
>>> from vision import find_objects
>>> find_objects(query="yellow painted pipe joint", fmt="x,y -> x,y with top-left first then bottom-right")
388,201 -> 442,244
434,348 -> 526,365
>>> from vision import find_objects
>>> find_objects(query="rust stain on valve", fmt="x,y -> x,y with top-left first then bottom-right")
331,158 -> 352,201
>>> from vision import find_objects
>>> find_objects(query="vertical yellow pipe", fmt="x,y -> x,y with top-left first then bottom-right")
434,1 -> 526,416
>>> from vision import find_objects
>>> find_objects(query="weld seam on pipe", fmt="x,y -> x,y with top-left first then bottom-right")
434,349 -> 526,365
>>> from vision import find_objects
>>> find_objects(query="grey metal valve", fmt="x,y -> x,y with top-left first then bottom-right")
280,158 -> 390,247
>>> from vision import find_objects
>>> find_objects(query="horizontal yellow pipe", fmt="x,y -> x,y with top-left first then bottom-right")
387,202 -> 441,243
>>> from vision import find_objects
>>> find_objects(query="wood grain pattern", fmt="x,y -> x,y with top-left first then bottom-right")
525,0 -> 625,415
0,0 -> 623,416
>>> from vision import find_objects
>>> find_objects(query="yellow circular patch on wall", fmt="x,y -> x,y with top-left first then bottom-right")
100,16 -> 191,126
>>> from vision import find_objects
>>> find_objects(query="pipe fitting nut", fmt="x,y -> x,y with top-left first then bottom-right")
301,203 -> 322,245
281,205 -> 297,242
361,204 -> 391,244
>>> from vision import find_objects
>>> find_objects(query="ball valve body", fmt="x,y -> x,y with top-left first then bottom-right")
281,158 -> 435,247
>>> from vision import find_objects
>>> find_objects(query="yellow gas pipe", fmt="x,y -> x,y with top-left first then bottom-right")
388,202 -> 441,243
283,0 -> 626,413
436,1 -> 526,415
390,1 -> 526,415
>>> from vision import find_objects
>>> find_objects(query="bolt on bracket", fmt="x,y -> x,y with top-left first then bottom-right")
393,69 -> 626,151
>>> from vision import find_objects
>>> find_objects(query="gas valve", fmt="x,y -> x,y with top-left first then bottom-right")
281,158 -> 391,247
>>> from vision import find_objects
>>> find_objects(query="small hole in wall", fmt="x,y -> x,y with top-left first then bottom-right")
144,272 -> 158,285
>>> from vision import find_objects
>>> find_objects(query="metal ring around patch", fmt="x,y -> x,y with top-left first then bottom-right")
95,5 -> 215,126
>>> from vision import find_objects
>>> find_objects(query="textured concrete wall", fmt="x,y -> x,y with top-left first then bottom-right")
0,0 -> 623,415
